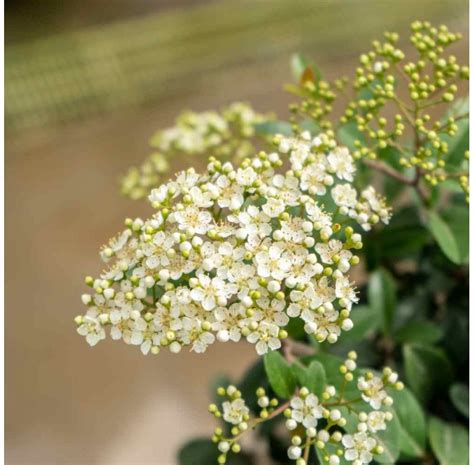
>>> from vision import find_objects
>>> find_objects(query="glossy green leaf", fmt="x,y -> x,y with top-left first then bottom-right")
449,383 -> 469,418
368,268 -> 396,336
293,360 -> 326,397
426,210 -> 462,264
264,351 -> 296,399
394,320 -> 443,345
403,344 -> 453,404
391,388 -> 426,458
428,417 -> 469,465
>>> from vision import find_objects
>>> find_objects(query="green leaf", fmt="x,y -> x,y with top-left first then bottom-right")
237,359 -> 268,414
442,98 -> 469,167
442,205 -> 469,264
426,210 -> 462,264
394,320 -> 443,345
337,121 -> 364,151
368,268 -> 396,336
254,120 -> 293,137
293,360 -> 326,397
428,417 -> 469,465
449,383 -> 469,418
178,438 -> 252,465
364,207 -> 429,266
403,344 -> 453,404
263,351 -> 296,399
340,304 -> 379,343
391,388 -> 426,458
285,317 -> 306,341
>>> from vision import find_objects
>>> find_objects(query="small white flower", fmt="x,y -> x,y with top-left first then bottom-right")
290,393 -> 324,429
236,167 -> 258,186
216,175 -> 244,210
212,303 -> 245,342
77,310 -> 106,346
255,245 -> 291,280
173,205 -> 213,235
262,197 -> 286,218
222,398 -> 249,425
342,432 -> 377,464
288,284 -> 323,317
366,411 -> 387,432
190,273 -> 236,311
331,184 -> 358,208
357,376 -> 387,410
327,147 -> 356,181
302,308 -> 341,343
130,317 -> 159,355
300,162 -> 329,195
335,277 -> 359,310
233,205 -> 272,238
254,296 -> 289,327
246,321 -> 281,355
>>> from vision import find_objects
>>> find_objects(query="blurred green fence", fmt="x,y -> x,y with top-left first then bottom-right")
5,0 -> 467,133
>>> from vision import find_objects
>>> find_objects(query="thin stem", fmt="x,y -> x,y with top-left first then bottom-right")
282,338 -> 315,364
362,158 -> 415,184
303,436 -> 311,462
392,95 -> 416,126
281,338 -> 297,363
339,378 -> 348,402
395,63 -> 411,85
436,112 -> 469,133
386,139 -> 412,156
443,170 -> 469,178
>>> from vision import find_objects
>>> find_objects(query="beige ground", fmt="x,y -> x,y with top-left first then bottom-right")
5,64 -> 294,465
5,4 -> 468,465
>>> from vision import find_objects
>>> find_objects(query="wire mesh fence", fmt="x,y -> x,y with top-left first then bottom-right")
5,0 -> 466,133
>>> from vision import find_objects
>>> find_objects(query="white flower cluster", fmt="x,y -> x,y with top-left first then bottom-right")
209,353 -> 403,465
121,102 -> 267,199
285,354 -> 402,465
76,132 -> 391,355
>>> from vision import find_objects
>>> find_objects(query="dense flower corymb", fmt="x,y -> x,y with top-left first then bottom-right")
75,132 -> 391,355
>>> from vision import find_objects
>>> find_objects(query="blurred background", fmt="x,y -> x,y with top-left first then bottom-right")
5,1 -> 468,464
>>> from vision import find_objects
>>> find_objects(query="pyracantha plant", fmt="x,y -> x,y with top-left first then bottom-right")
75,21 -> 469,465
